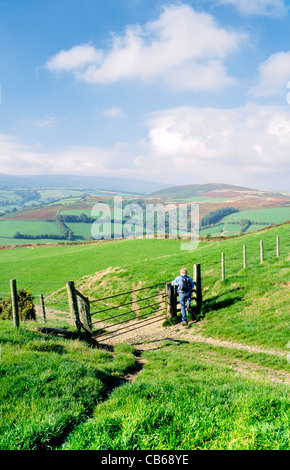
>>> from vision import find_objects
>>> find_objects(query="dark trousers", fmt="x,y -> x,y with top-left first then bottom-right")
179,293 -> 191,322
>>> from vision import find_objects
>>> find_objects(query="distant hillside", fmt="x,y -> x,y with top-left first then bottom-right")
0,174 -> 171,195
149,183 -> 290,222
149,183 -> 283,199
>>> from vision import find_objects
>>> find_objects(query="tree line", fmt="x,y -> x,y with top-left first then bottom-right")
201,207 -> 239,227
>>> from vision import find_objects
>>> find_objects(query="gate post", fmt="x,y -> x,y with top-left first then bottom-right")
66,281 -> 81,333
193,263 -> 202,316
77,296 -> 92,334
166,282 -> 176,320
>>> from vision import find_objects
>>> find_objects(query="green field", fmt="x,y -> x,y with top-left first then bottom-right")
222,223 -> 241,236
65,222 -> 93,239
223,207 -> 290,225
0,222 -> 289,450
59,209 -> 95,217
0,220 -> 63,239
200,207 -> 290,237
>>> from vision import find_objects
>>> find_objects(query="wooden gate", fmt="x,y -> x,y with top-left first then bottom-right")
66,263 -> 202,345
90,283 -> 166,343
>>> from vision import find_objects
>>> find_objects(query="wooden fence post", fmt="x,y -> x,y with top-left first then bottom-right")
10,279 -> 19,328
77,296 -> 92,333
243,245 -> 247,269
166,282 -> 176,320
66,281 -> 81,333
276,236 -> 280,258
40,294 -> 47,323
193,263 -> 202,315
260,240 -> 264,263
221,253 -> 225,280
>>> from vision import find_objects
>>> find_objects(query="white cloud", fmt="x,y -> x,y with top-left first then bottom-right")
19,115 -> 57,129
250,51 -> 290,97
133,103 -> 290,189
45,4 -> 244,91
100,106 -> 126,117
0,135 -> 132,176
0,135 -> 51,174
32,116 -> 57,128
45,44 -> 103,72
218,0 -> 288,16
1,102 -> 289,190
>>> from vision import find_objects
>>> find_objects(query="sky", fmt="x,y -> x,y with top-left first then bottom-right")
0,0 -> 290,191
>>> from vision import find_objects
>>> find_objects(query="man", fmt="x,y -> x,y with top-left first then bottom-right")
172,268 -> 194,325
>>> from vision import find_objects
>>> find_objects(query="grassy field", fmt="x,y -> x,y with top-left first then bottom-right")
0,220 -> 66,246
223,207 -> 290,225
200,207 -> 290,237
0,223 -> 289,450
0,220 -> 62,238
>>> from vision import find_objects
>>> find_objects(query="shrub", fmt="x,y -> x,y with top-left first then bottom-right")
0,289 -> 36,321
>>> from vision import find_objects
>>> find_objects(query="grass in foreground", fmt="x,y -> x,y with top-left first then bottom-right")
0,322 -> 136,450
61,341 -> 290,451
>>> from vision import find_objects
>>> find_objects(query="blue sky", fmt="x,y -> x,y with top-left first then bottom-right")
0,0 -> 290,190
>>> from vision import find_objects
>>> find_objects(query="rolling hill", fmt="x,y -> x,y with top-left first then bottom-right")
149,182 -> 290,223
0,180 -> 289,245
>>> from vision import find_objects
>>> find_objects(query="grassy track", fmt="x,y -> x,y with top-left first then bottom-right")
61,342 -> 289,450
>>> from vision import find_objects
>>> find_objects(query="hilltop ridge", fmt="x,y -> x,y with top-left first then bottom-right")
149,182 -> 288,200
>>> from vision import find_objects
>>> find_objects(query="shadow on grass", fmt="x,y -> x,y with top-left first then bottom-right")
202,287 -> 245,316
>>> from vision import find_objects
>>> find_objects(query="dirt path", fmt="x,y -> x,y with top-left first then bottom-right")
95,317 -> 289,385
96,315 -> 285,356
37,305 -> 286,357
36,307 -> 289,385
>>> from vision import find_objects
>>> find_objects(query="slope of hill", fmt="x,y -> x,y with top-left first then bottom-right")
0,221 -> 289,350
0,223 -> 289,450
150,182 -> 286,199
150,182 -> 249,197
150,183 -> 290,222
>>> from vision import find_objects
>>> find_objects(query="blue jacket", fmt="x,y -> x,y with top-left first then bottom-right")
172,275 -> 194,294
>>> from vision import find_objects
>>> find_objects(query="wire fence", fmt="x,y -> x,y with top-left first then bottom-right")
89,283 -> 167,342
